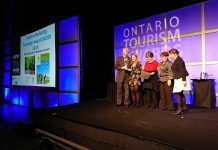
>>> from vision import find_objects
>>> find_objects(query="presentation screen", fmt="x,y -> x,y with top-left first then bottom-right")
12,23 -> 56,87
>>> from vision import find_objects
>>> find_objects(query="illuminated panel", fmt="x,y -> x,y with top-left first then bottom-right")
205,0 -> 218,30
4,57 -> 10,71
216,97 -> 218,107
11,88 -> 19,105
137,14 -> 165,41
59,68 -> 79,91
59,42 -> 79,66
4,72 -> 10,86
168,35 -> 202,62
185,93 -> 194,105
114,22 -> 137,48
59,93 -> 79,105
4,88 -> 10,101
3,41 -> 11,54
205,32 -> 218,61
186,65 -> 202,79
167,4 -> 201,34
20,89 -> 29,107
59,16 -> 78,42
45,92 -> 58,107
33,91 -> 42,108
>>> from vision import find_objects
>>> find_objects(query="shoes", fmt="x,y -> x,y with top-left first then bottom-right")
115,104 -> 122,108
172,109 -> 184,115
159,107 -> 167,110
135,104 -> 140,108
168,108 -> 176,111
131,103 -> 136,107
183,107 -> 188,111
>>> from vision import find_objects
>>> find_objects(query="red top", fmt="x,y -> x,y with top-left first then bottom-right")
144,60 -> 159,72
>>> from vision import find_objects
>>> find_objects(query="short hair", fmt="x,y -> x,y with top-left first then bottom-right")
146,51 -> 154,58
160,51 -> 169,57
123,47 -> 129,52
169,48 -> 179,55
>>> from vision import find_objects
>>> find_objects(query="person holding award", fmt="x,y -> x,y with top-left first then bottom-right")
128,53 -> 142,108
115,47 -> 131,107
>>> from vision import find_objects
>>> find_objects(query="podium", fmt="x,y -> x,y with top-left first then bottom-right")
192,79 -> 216,109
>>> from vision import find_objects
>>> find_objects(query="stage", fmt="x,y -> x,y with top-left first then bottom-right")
33,99 -> 218,150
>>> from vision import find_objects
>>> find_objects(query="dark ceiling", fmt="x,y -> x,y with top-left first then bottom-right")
1,0 -> 208,40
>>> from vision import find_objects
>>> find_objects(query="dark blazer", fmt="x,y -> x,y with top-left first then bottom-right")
115,56 -> 131,82
171,56 -> 189,81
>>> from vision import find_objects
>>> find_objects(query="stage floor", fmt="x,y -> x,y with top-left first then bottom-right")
33,100 -> 218,150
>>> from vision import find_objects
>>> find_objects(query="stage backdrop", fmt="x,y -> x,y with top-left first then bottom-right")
114,0 -> 218,106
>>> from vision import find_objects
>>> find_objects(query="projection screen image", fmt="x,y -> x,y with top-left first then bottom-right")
12,23 -> 56,87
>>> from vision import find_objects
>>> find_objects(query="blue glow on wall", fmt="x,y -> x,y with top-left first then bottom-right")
11,97 -> 19,105
0,104 -> 32,123
3,41 -> 11,54
167,4 -> 201,34
4,72 -> 10,86
59,93 -> 79,105
59,68 -> 79,91
4,88 -> 10,101
168,35 -> 202,62
114,22 -> 138,47
205,0 -> 218,30
216,97 -> 218,107
59,42 -> 79,66
20,89 -> 29,107
59,16 -> 78,42
185,91 -> 194,105
205,32 -> 218,61
11,88 -> 19,105
186,65 -> 202,80
45,92 -> 58,107
33,92 -> 42,108
4,57 -> 10,71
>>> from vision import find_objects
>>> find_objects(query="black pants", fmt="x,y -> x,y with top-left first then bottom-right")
143,88 -> 159,108
116,81 -> 130,106
159,81 -> 175,110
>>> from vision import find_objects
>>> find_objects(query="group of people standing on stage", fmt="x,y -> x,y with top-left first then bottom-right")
115,47 -> 190,115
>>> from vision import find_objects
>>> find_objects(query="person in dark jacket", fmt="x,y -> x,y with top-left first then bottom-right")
115,47 -> 131,107
169,48 -> 189,114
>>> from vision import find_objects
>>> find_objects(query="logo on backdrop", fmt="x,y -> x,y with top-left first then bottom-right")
121,16 -> 181,61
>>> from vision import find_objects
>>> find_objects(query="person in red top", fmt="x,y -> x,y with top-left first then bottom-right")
143,51 -> 159,109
